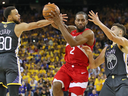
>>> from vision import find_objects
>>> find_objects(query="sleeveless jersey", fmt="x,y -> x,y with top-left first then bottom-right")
64,28 -> 95,67
105,44 -> 128,77
0,22 -> 20,55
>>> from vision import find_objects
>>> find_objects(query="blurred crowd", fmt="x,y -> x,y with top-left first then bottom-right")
0,5 -> 128,96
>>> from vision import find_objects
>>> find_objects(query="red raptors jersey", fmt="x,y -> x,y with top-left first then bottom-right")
65,28 -> 95,67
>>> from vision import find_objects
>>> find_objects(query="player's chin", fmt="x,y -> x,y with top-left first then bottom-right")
78,25 -> 85,29
17,20 -> 21,24
78,26 -> 84,29
77,27 -> 85,32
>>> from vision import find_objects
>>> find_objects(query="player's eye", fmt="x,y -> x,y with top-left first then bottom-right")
81,19 -> 85,22
77,19 -> 80,22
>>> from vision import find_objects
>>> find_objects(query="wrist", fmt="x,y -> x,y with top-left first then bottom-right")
57,21 -> 63,27
88,53 -> 93,57
97,21 -> 103,27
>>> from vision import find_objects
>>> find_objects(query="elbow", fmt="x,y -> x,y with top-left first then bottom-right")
89,66 -> 95,69
70,44 -> 75,47
89,64 -> 97,69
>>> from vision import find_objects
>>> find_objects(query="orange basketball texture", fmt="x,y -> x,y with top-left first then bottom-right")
43,4 -> 60,19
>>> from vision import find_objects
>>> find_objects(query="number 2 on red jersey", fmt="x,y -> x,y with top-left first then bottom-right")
70,47 -> 75,54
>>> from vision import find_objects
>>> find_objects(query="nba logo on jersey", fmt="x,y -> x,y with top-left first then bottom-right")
4,24 -> 7,28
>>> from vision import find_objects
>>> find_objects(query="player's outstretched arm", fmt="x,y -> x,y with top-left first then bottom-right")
14,20 -> 53,37
52,23 -> 76,33
88,10 -> 128,47
82,46 -> 106,69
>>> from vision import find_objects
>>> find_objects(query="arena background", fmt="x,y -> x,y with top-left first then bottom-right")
0,0 -> 128,96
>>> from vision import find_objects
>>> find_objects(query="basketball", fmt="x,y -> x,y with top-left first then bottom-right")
43,3 -> 60,19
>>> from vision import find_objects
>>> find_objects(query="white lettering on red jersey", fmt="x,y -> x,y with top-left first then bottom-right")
64,28 -> 95,67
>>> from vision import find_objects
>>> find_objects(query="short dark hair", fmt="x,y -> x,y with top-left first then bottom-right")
3,6 -> 16,19
112,23 -> 126,36
75,11 -> 88,20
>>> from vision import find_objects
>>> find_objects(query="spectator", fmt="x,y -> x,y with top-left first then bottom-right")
46,88 -> 50,96
41,60 -> 49,70
34,88 -> 40,96
87,78 -> 94,96
26,89 -> 34,96
19,81 -> 27,96
93,67 -> 100,77
25,80 -> 31,92
40,89 -> 46,96
94,75 -> 103,95
89,89 -> 98,96
101,74 -> 107,85
30,79 -> 36,93
37,79 -> 43,92
35,51 -> 41,64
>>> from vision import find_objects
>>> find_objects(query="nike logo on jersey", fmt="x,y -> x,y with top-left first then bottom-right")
81,72 -> 86,74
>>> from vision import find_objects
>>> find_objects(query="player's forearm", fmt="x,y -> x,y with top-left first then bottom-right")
57,22 -> 77,47
88,53 -> 97,69
28,20 -> 53,30
98,22 -> 115,40
52,23 -> 74,34
51,23 -> 59,29
36,20 -> 53,28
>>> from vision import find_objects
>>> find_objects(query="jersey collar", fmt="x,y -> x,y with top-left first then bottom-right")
2,21 -> 15,24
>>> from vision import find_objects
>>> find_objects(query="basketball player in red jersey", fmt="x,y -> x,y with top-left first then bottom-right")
50,10 -> 95,96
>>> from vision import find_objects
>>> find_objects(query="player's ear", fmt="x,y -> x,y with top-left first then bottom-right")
74,19 -> 77,25
8,15 -> 12,20
86,19 -> 88,25
119,30 -> 123,36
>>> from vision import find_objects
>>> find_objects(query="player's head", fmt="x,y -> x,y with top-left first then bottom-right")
3,6 -> 21,24
75,11 -> 88,32
111,23 -> 126,37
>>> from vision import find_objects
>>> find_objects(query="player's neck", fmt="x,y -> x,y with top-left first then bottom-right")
76,27 -> 87,33
76,29 -> 85,33
7,19 -> 14,23
112,42 -> 116,45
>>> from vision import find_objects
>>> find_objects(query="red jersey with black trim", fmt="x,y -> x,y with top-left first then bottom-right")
64,28 -> 95,67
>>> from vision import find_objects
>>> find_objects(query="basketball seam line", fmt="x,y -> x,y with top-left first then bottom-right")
44,5 -> 57,10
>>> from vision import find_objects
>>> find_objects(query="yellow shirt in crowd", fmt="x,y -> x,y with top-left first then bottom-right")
94,78 -> 103,91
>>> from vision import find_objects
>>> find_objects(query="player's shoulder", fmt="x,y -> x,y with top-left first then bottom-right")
83,28 -> 94,36
84,28 -> 93,33
15,22 -> 28,29
16,22 -> 27,26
